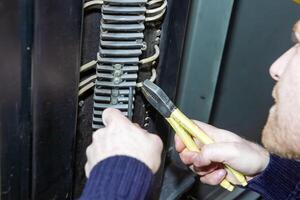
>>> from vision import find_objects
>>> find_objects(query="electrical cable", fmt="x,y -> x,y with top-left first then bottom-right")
139,45 -> 160,65
149,68 -> 157,83
79,82 -> 95,96
145,9 -> 166,21
146,0 -> 167,14
84,0 -> 103,9
136,68 -> 157,88
79,75 -> 97,88
80,60 -> 97,72
147,0 -> 164,6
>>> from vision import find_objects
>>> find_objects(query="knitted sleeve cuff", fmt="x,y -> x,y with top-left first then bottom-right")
80,156 -> 153,200
247,154 -> 300,200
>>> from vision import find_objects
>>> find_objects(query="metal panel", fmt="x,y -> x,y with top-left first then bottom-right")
176,0 -> 234,122
31,0 -> 82,199
0,0 -> 33,199
174,0 -> 236,198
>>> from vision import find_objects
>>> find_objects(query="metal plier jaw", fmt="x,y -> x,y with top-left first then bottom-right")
141,79 -> 176,118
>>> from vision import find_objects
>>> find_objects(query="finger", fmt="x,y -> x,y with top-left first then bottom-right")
133,123 -> 141,128
187,142 -> 243,171
174,134 -> 186,152
193,138 -> 203,149
224,168 -> 240,185
92,128 -> 106,141
86,145 -> 92,159
199,169 -> 227,185
85,163 -> 90,178
192,143 -> 245,185
200,142 -> 241,166
190,150 -> 211,168
102,108 -> 130,127
193,162 -> 221,176
149,134 -> 163,152
179,150 -> 199,165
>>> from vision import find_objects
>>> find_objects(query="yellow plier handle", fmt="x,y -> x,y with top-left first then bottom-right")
166,117 -> 235,191
294,0 -> 300,4
171,109 -> 248,187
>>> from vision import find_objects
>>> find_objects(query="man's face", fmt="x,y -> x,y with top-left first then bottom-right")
262,21 -> 300,159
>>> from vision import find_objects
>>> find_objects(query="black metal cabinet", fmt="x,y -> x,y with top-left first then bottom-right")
0,0 -> 33,199
1,0 -> 82,199
31,0 -> 82,199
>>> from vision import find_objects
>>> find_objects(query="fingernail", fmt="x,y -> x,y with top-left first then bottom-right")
217,170 -> 226,179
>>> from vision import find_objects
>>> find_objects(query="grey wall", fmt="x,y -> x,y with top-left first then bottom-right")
210,1 -> 300,143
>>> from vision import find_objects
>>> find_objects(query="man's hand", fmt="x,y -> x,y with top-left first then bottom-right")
85,108 -> 163,177
175,121 -> 270,185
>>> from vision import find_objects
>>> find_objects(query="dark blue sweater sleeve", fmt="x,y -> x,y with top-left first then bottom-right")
80,156 -> 153,200
248,155 -> 300,200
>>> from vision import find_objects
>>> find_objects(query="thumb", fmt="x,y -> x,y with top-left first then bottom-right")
102,108 -> 129,127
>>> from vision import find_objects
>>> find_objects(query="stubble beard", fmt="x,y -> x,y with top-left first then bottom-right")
262,105 -> 300,160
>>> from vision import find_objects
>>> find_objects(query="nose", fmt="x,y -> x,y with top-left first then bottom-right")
269,46 -> 296,81
269,59 -> 284,81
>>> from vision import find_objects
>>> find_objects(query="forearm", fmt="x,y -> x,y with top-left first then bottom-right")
80,156 -> 153,200
248,154 -> 300,200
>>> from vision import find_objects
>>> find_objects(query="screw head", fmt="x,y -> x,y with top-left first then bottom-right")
113,70 -> 123,77
111,98 -> 118,105
78,100 -> 84,107
113,77 -> 122,85
114,64 -> 122,70
111,89 -> 119,97
156,30 -> 161,36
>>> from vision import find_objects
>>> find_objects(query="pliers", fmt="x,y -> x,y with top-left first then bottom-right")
141,79 -> 247,191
